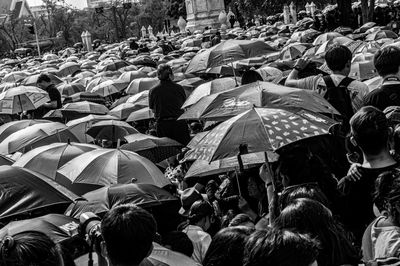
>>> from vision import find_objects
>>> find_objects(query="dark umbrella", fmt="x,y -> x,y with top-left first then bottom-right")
0,119 -> 51,142
86,120 -> 138,142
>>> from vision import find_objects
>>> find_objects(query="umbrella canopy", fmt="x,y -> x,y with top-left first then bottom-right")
312,32 -> 343,45
98,60 -> 129,72
57,83 -> 85,96
279,43 -> 308,61
58,62 -> 80,77
109,102 -> 147,120
0,165 -> 79,222
121,133 -> 183,163
366,30 -> 398,41
126,107 -> 154,122
184,107 -> 338,162
61,101 -> 109,115
182,77 -> 238,108
363,76 -> 382,92
0,119 -> 50,142
0,86 -> 49,114
2,71 -> 29,83
177,77 -> 206,92
86,77 -> 111,92
0,122 -> 80,155
349,60 -> 378,81
13,142 -> 98,180
185,40 -> 277,73
180,81 -> 339,121
290,29 -> 320,43
126,90 -> 150,105
91,80 -> 125,97
118,70 -> 148,85
86,120 -> 138,142
126,77 -> 159,95
256,66 -> 284,84
63,92 -> 105,105
57,149 -> 169,187
0,154 -> 14,166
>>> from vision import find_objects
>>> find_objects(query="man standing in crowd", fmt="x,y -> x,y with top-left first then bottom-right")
364,46 -> 400,110
149,64 -> 190,145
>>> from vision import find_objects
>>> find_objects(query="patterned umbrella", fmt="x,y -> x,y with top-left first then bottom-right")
0,86 -> 49,114
58,62 -> 80,77
183,107 -> 338,162
109,102 -> 147,120
126,77 -> 159,95
57,83 -> 85,96
57,149 -> 169,187
86,120 -> 138,142
121,133 -> 183,163
0,119 -> 50,142
126,107 -> 154,122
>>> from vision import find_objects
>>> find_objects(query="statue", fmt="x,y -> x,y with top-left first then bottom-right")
185,0 -> 225,31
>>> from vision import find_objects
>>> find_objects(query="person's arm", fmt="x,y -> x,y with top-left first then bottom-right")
285,58 -> 312,88
259,163 -> 278,226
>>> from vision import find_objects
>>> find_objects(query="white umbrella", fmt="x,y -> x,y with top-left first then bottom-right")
0,86 -> 49,114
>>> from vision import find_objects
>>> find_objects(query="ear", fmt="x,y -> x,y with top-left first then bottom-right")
350,135 -> 357,147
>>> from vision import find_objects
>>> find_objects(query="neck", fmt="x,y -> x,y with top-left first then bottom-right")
332,70 -> 348,76
362,149 -> 397,168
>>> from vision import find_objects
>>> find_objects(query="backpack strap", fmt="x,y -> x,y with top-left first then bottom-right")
338,77 -> 354,88
322,75 -> 336,89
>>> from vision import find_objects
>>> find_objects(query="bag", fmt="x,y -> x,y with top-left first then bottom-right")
322,75 -> 354,122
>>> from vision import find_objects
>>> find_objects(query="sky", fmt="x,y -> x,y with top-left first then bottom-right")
26,0 -> 88,9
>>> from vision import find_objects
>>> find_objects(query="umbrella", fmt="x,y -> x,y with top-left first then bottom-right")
138,66 -> 157,74
256,66 -> 283,84
1,71 -> 29,83
183,107 -> 338,162
61,101 -> 109,115
177,77 -> 206,95
354,22 -> 376,33
129,55 -> 157,68
58,62 -> 80,77
126,77 -> 159,95
109,102 -> 147,120
349,60 -> 378,81
126,107 -> 154,122
0,122 -> 80,155
63,92 -> 105,105
182,77 -> 238,108
117,70 -> 148,85
0,119 -> 50,142
13,142 -> 98,180
91,80 -> 125,97
86,120 -> 138,142
98,60 -> 129,72
57,83 -> 85,96
0,86 -> 49,114
22,73 -> 62,87
65,183 -> 180,233
364,76 -> 382,92
185,40 -> 277,73
67,114 -> 118,143
73,70 -> 95,80
43,54 -> 59,61
0,165 -> 78,222
233,56 -> 268,68
204,65 -> 240,76
86,77 -> 112,92
121,133 -> 183,163
279,43 -> 308,60
312,32 -> 343,46
180,81 -> 339,121
366,30 -> 398,41
290,29 -> 320,43
0,82 -> 18,93
126,90 -> 150,105
57,149 -> 169,187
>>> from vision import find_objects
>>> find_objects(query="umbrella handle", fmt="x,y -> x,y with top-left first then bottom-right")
230,62 -> 239,87
235,169 -> 242,197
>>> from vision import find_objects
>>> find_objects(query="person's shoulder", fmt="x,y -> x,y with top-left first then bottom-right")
349,79 -> 369,91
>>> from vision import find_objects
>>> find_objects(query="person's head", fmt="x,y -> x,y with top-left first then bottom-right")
228,213 -> 255,229
188,200 -> 214,231
275,198 -> 358,266
374,45 -> 400,78
241,70 -> 263,85
203,226 -> 254,266
374,170 -> 400,222
157,64 -> 174,81
278,183 -> 330,211
101,204 -> 157,266
350,106 -> 391,156
247,174 -> 266,200
324,45 -> 352,75
243,228 -> 319,266
0,231 -> 64,266
36,73 -> 52,90
161,231 -> 193,257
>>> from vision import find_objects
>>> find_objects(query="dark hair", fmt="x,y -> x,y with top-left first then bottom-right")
325,45 -> 352,71
229,214 -> 254,227
0,231 -> 63,266
350,106 -> 389,155
374,46 -> 400,77
243,228 -> 319,266
161,231 -> 194,257
157,64 -> 173,81
275,198 -> 359,266
203,226 -> 254,266
188,200 -> 214,224
101,204 -> 157,265
374,170 -> 400,222
37,73 -> 51,84
241,70 -> 263,85
278,183 -> 330,211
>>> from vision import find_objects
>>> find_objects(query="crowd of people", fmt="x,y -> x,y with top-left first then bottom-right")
4,2 -> 400,266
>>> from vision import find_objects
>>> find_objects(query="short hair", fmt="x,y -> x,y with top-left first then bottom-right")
203,226 -> 254,266
157,64 -> 173,81
0,231 -> 63,266
161,231 -> 194,257
350,106 -> 390,155
37,73 -> 51,84
229,213 -> 253,227
101,204 -> 157,265
374,46 -> 400,77
374,170 -> 400,214
325,45 -> 352,71
243,228 -> 319,266
188,200 -> 214,225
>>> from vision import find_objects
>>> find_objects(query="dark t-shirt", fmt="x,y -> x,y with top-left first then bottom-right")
338,163 -> 399,241
148,80 -> 186,120
363,83 -> 400,111
33,84 -> 62,118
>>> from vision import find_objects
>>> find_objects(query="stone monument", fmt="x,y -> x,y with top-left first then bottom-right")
185,0 -> 225,31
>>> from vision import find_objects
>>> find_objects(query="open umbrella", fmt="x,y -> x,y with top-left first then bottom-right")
279,43 -> 308,61
1,71 -> 29,83
180,81 -> 339,121
0,122 -> 79,155
0,165 -> 79,223
67,114 -> 117,143
312,32 -> 343,45
57,149 -> 169,187
61,101 -> 109,115
63,92 -> 105,105
86,120 -> 138,142
256,66 -> 283,84
21,73 -> 63,87
183,107 -> 338,162
57,83 -> 85,96
117,70 -> 148,86
0,154 -> 14,166
121,133 -> 183,163
185,40 -> 277,73
0,86 -> 49,114
86,77 -> 111,92
126,107 -> 154,122
364,76 -> 382,92
109,102 -> 147,120
177,77 -> 206,95
366,30 -> 398,41
58,62 -> 80,77
91,80 -> 125,97
126,77 -> 159,95
0,119 -> 50,142
349,60 -> 377,81
98,60 -> 129,72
